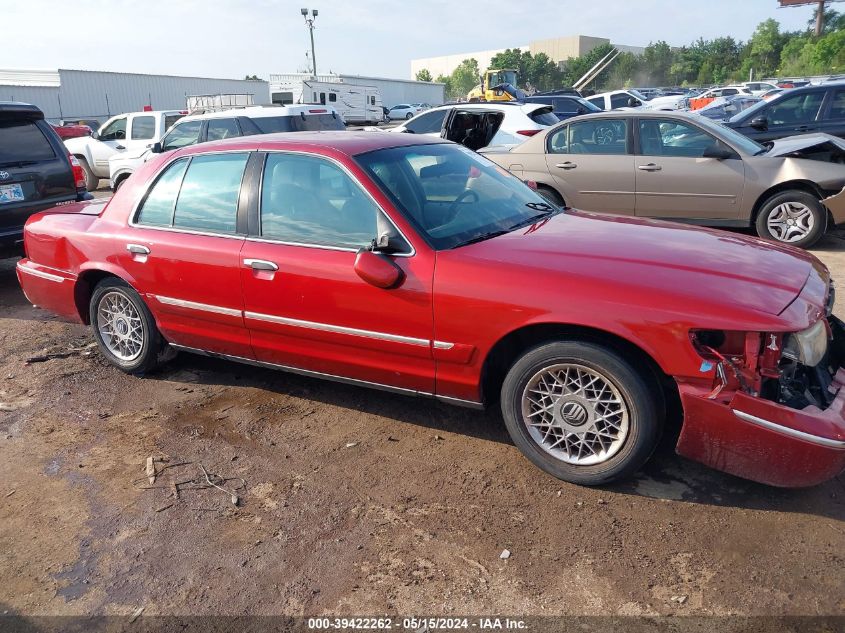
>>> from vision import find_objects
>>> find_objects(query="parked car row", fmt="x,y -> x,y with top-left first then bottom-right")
482,110 -> 845,248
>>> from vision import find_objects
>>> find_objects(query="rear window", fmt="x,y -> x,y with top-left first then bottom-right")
249,113 -> 344,133
528,107 -> 560,126
0,120 -> 56,164
164,114 -> 184,131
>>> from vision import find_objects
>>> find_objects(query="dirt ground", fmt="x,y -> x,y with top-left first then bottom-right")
1,209 -> 844,622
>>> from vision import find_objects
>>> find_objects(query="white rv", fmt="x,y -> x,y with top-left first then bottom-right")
271,76 -> 383,125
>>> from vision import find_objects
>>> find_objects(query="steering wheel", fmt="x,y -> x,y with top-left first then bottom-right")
444,189 -> 480,224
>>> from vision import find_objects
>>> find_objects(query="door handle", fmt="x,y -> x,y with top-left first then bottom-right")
116,145 -> 126,150
244,259 -> 278,272
637,163 -> 662,171
126,244 -> 150,255
555,161 -> 577,170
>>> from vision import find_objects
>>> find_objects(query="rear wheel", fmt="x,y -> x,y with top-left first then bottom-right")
755,190 -> 826,248
89,278 -> 173,375
77,156 -> 99,191
501,341 -> 663,485
405,112 -> 413,119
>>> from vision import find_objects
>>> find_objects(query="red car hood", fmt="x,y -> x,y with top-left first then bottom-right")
462,210 -> 815,316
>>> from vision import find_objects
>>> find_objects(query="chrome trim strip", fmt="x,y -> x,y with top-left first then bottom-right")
154,295 -> 242,318
435,395 -> 484,410
433,341 -> 454,350
243,311 -> 430,347
169,344 -> 430,397
16,263 -> 65,283
637,191 -> 735,200
733,410 -> 845,449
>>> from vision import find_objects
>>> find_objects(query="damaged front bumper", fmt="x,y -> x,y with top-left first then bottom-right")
676,317 -> 845,487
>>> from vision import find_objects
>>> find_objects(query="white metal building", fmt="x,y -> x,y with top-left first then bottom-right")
270,73 -> 445,108
0,69 -> 271,123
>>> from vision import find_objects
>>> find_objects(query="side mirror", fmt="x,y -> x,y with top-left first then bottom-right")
91,131 -> 100,140
750,115 -> 768,131
151,142 -> 163,154
702,144 -> 734,160
627,97 -> 639,107
354,249 -> 403,289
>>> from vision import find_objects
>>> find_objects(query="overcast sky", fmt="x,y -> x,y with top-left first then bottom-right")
8,0 -> 820,80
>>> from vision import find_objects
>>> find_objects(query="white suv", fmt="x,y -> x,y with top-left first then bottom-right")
381,102 -> 559,149
109,104 -> 343,191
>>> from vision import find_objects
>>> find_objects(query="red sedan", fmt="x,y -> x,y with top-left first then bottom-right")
16,132 -> 845,487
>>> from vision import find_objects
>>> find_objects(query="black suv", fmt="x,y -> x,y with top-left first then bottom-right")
1,102 -> 89,257
726,82 -> 845,142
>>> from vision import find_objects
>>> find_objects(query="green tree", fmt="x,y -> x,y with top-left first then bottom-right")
743,19 -> 786,78
642,40 -> 673,85
446,58 -> 481,100
415,69 -> 432,82
435,74 -> 453,99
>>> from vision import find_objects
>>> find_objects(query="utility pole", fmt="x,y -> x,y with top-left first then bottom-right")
301,8 -> 318,76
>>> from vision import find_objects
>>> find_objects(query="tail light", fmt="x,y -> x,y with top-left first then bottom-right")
517,129 -> 541,137
68,153 -> 86,190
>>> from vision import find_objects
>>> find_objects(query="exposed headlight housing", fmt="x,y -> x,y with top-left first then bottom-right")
783,320 -> 828,367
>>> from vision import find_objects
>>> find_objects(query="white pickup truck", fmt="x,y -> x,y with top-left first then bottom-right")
586,90 -> 687,111
64,110 -> 184,190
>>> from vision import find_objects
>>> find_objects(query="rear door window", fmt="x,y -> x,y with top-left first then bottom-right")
130,115 -> 156,140
172,154 -> 248,233
825,89 -> 845,120
566,119 -> 629,155
528,107 -> 559,125
0,120 -> 56,164
405,109 -> 448,134
206,118 -> 241,141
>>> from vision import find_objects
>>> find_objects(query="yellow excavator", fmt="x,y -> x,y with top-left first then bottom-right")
467,68 -> 525,102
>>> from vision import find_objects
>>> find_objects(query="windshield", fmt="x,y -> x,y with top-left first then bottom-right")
355,143 -> 558,250
490,70 -> 517,86
577,98 -> 602,112
679,113 -> 765,155
629,89 -> 648,101
728,97 -> 767,123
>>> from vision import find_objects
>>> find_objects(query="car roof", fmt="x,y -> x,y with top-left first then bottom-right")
180,105 -> 339,122
0,101 -> 44,119
174,130 -> 447,158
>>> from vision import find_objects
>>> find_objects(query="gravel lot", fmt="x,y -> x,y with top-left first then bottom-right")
0,197 -> 843,621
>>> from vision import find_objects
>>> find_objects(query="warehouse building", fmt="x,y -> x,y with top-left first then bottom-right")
270,73 -> 445,108
411,34 -> 645,79
0,68 -> 271,124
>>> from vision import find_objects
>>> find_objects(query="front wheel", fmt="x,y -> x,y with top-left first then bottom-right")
89,278 -> 173,375
501,341 -> 663,485
755,190 -> 826,249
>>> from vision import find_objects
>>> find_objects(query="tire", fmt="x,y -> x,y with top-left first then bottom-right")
405,112 -> 413,119
537,186 -> 564,207
755,190 -> 826,249
113,175 -> 127,192
500,341 -> 663,486
77,156 -> 99,192
89,278 -> 173,375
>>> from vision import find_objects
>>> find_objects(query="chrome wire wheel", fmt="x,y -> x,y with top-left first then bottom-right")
766,201 -> 815,243
96,291 -> 144,362
521,363 -> 630,466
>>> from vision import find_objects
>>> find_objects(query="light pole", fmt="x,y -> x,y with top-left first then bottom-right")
301,8 -> 318,76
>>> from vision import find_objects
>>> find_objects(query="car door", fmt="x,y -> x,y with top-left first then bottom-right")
634,117 -> 745,220
90,115 -> 128,173
127,114 -> 157,152
543,118 -> 636,214
117,151 -> 251,357
818,88 -> 845,139
239,151 -> 436,393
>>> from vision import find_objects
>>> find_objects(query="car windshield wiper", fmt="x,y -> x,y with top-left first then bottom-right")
451,206 -> 560,249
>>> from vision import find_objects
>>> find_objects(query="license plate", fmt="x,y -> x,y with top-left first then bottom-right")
0,183 -> 24,204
